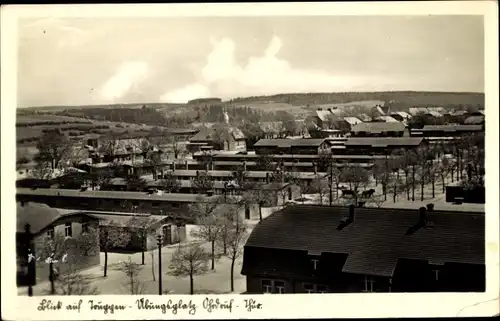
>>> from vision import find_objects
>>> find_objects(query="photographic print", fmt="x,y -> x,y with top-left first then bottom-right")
1,2 -> 499,320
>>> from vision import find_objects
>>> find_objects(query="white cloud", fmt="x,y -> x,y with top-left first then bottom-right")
164,35 -> 386,102
160,84 -> 211,103
99,62 -> 149,102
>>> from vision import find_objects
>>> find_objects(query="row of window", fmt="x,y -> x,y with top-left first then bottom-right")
46,222 -> 89,239
260,280 -> 329,294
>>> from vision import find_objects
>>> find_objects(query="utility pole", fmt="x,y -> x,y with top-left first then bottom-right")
157,234 -> 163,295
49,253 -> 55,295
25,224 -> 34,297
329,155 -> 333,206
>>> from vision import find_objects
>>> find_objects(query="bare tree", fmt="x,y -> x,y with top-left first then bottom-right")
340,166 -> 370,204
128,216 -> 158,265
242,188 -> 269,222
225,223 -> 249,292
116,256 -> 144,294
35,227 -> 100,295
168,243 -> 210,295
35,129 -> 73,170
159,172 -> 181,193
30,160 -> 54,180
310,175 -> 329,205
372,160 -> 390,201
189,197 -> 223,269
100,223 -> 132,277
190,214 -> 222,270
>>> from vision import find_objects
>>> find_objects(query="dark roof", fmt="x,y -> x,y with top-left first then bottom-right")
421,125 -> 483,132
167,170 -> 328,180
16,188 -> 220,203
254,139 -> 326,148
17,202 -> 99,234
351,122 -> 405,133
345,137 -> 423,147
17,202 -> 61,234
244,205 -> 484,277
105,178 -> 290,190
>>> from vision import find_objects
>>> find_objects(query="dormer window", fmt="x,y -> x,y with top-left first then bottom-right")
46,228 -> 54,239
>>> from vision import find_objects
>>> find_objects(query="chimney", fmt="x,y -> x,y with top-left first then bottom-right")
185,160 -> 189,170
266,172 -> 270,184
196,170 -> 200,177
173,161 -> 176,171
419,207 -> 427,225
243,160 -> 247,171
426,203 -> 435,212
348,204 -> 355,222
211,161 -> 214,171
313,162 -> 317,174
317,108 -> 323,111
206,162 -> 209,171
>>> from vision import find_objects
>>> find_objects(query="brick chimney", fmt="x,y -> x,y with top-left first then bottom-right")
266,172 -> 270,184
348,204 -> 355,222
185,160 -> 189,170
419,206 -> 427,225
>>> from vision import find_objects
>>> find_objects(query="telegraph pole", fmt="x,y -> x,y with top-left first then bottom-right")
25,224 -> 34,297
157,234 -> 163,295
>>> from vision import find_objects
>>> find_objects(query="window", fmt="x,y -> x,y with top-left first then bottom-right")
81,222 -> 89,234
64,222 -> 73,237
274,281 -> 285,294
171,203 -> 180,208
47,228 -> 54,239
363,275 -> 375,292
261,280 -> 273,293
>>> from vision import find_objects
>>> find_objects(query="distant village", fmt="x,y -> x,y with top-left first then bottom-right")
15,100 -> 485,295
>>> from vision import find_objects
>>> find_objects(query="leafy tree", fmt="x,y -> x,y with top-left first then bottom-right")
128,216 -> 158,265
192,170 -> 214,194
125,173 -> 147,192
99,223 -> 131,277
35,129 -> 73,170
160,172 -> 181,193
168,243 -> 210,295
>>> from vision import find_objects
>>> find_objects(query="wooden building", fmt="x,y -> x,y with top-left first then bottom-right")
253,139 -> 330,155
16,188 -> 260,222
16,202 -> 101,286
338,137 -> 424,155
410,125 -> 484,137
241,204 -> 484,293
350,122 -> 406,137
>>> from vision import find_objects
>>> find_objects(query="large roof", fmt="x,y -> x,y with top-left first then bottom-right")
351,122 -> 405,133
17,188 -> 220,203
421,125 -> 483,132
167,169 -> 328,180
16,202 -> 99,234
244,204 -> 484,277
345,137 -> 423,147
343,117 -> 363,126
254,138 -> 326,148
464,116 -> 485,125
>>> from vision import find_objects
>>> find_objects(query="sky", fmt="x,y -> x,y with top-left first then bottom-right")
17,15 -> 484,107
